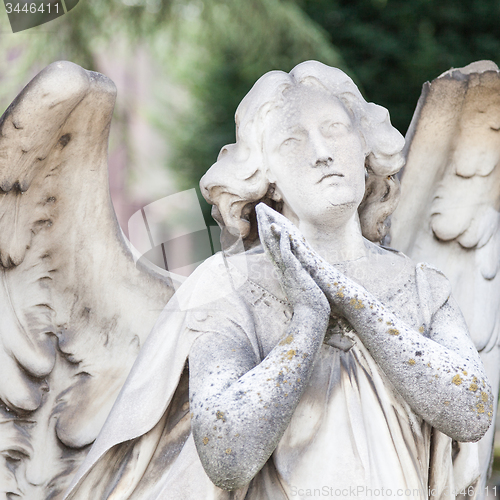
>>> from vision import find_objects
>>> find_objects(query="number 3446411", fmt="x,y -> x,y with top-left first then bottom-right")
5,3 -> 59,13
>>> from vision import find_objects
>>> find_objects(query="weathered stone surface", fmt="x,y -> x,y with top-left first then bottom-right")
391,60 -> 500,500
0,61 -> 174,499
60,61 -> 492,500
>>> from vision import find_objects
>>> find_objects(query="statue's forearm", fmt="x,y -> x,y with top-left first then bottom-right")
190,304 -> 328,490
304,261 -> 492,442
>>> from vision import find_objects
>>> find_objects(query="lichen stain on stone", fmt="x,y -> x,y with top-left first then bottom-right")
408,359 -> 416,365
476,403 -> 485,413
481,392 -> 489,402
419,326 -> 425,333
286,349 -> 296,360
452,374 -> 463,386
462,370 -> 468,376
469,383 -> 478,392
444,401 -> 450,405
225,448 -> 232,454
388,328 -> 400,336
203,437 -> 209,445
216,410 -> 226,422
279,335 -> 294,346
349,298 -> 364,309
378,318 -> 383,322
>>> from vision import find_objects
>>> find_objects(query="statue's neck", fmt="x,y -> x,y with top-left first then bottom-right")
295,213 -> 367,265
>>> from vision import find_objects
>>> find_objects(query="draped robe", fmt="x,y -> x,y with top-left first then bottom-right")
65,249 -> 480,500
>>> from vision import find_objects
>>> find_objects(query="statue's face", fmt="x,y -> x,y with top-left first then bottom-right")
263,87 -> 366,229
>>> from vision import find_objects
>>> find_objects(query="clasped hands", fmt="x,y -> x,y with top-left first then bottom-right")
255,203 -> 362,321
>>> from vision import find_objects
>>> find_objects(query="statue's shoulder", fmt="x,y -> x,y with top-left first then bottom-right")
178,248 -> 286,322
225,246 -> 287,303
377,244 -> 452,312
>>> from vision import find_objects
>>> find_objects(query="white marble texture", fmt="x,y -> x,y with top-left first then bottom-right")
65,61 -> 493,500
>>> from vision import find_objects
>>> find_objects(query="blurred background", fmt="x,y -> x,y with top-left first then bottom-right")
0,0 -> 500,486
1,0 -> 499,233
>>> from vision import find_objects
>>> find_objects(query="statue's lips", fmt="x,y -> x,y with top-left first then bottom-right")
316,173 -> 344,184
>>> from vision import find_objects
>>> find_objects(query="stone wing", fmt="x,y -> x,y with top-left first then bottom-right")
390,60 -> 500,494
0,61 -> 174,498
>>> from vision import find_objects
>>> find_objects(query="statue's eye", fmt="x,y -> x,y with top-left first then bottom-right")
280,138 -> 299,151
324,122 -> 348,136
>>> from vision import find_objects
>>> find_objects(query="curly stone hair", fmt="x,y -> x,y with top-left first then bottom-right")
200,61 -> 405,245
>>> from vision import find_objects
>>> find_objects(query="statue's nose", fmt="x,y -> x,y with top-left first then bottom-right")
314,156 -> 333,167
310,130 -> 333,167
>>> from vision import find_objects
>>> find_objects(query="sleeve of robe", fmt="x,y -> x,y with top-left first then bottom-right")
417,263 -> 481,500
64,253 -> 258,500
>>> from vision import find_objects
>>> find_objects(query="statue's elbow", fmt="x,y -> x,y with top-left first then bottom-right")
210,474 -> 253,491
196,444 -> 264,491
204,459 -> 257,491
446,407 -> 493,443
454,416 -> 492,443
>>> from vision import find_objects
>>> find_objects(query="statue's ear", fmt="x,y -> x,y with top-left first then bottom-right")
266,164 -> 277,184
268,184 -> 283,202
358,129 -> 369,158
265,162 -> 281,200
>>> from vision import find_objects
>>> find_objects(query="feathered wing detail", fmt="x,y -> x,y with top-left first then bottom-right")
390,60 -> 500,497
0,61 -> 175,498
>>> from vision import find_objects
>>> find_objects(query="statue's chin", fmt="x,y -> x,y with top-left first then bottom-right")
295,200 -> 358,230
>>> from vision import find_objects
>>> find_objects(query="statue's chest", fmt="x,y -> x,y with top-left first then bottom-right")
244,264 -> 426,361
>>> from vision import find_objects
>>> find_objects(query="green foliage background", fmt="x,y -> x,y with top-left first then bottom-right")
1,0 -> 499,201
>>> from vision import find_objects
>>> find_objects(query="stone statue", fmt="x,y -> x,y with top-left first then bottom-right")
391,60 -> 500,499
0,61 -> 175,499
0,60 -> 496,499
61,61 -> 492,499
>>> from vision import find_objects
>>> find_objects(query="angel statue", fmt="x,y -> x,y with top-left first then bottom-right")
54,59 -> 495,500
0,60 -> 496,500
390,60 -> 500,498
0,62 -> 176,499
